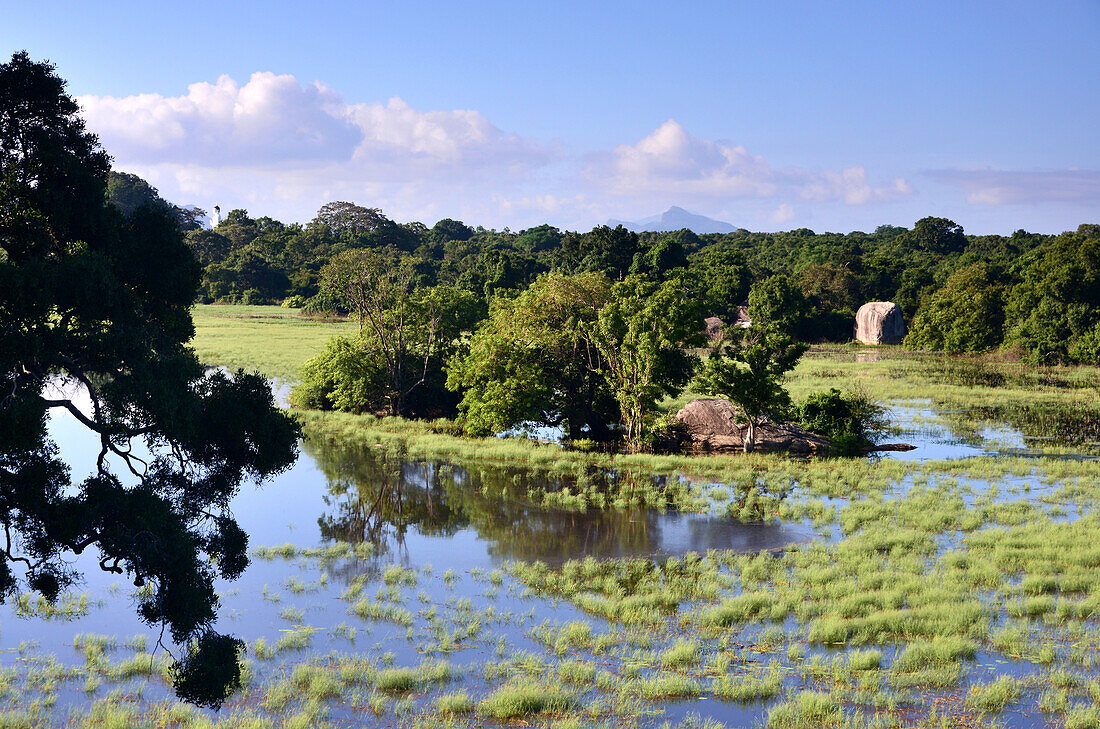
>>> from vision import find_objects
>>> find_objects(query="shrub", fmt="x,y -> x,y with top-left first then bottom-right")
796,388 -> 886,454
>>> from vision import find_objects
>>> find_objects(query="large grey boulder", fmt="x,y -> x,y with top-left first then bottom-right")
673,398 -> 832,455
854,302 -> 906,344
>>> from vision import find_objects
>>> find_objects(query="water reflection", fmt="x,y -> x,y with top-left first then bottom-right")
304,437 -> 811,565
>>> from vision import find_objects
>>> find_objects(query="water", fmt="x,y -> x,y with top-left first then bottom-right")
0,403 -> 814,722
1,398 -> 1094,726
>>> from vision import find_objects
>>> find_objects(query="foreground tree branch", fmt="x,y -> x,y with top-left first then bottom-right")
0,52 -> 300,708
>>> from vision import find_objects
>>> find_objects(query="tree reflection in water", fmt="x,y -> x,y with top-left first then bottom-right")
303,436 -> 810,567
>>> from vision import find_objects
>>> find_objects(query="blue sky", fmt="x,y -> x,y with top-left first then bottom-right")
4,0 -> 1098,233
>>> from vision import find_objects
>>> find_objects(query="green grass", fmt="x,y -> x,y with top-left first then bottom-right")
967,676 -> 1023,713
710,665 -> 784,703
190,304 -> 356,380
765,691 -> 844,728
434,691 -> 474,715
476,681 -> 575,720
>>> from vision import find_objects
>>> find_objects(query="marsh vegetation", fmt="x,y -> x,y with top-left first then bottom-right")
2,321 -> 1098,727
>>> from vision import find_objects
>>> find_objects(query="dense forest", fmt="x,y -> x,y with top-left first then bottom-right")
109,173 -> 1097,365
108,172 -> 1100,450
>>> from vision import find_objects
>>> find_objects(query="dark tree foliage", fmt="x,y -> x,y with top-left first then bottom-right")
746,274 -> 812,340
173,633 -> 247,709
0,52 -> 300,707
429,217 -> 474,243
107,171 -> 166,215
630,235 -> 688,280
687,243 -> 751,322
1005,225 -> 1100,364
310,201 -> 390,237
905,262 -> 1007,354
557,224 -> 639,280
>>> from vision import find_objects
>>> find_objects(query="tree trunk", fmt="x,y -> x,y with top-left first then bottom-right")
743,420 -> 756,454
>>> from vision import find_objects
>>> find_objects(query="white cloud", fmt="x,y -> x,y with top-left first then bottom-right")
592,119 -> 911,206
928,169 -> 1100,205
77,75 -> 921,230
79,72 -> 552,175
78,72 -> 558,227
770,204 -> 796,224
80,73 -> 360,165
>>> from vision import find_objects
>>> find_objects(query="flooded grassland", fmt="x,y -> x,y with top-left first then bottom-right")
2,325 -> 1099,728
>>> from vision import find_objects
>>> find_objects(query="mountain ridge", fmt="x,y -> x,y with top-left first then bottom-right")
608,206 -> 739,234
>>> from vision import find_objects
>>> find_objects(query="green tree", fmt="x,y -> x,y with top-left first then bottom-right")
297,261 -> 479,417
558,225 -> 639,280
185,228 -> 233,268
447,272 -> 615,438
905,262 -> 1006,354
747,274 -> 811,340
107,171 -> 206,231
0,52 -> 299,707
106,170 -> 166,215
1005,225 -> 1100,364
586,275 -> 704,452
631,236 -> 688,280
694,277 -> 809,452
695,328 -> 807,453
429,217 -> 475,243
687,244 -> 751,321
902,216 -> 968,256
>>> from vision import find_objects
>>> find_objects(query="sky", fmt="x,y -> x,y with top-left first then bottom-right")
4,0 -> 1098,234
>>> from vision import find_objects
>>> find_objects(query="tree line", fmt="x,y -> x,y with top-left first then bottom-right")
109,174 -> 1099,367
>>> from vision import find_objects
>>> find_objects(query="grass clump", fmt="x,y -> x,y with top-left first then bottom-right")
966,676 -> 1022,713
1066,705 -> 1100,729
477,681 -> 575,720
848,649 -> 882,671
353,598 -> 414,626
558,660 -> 597,685
765,691 -> 844,728
375,660 -> 453,692
658,639 -> 700,668
704,593 -> 780,626
711,665 -> 784,703
892,637 -> 976,671
434,691 -> 474,715
634,673 -> 700,700
274,625 -> 322,653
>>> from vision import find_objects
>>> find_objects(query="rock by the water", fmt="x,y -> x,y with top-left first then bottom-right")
674,398 -> 832,454
854,302 -> 906,344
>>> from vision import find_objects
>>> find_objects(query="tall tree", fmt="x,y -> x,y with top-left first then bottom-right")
310,201 -> 390,237
695,279 -> 808,452
905,262 -> 1007,354
586,275 -> 704,451
447,272 -> 615,438
309,249 -> 478,416
695,329 -> 807,453
0,52 -> 300,707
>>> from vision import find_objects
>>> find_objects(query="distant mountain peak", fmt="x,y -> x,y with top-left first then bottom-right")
608,206 -> 739,234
